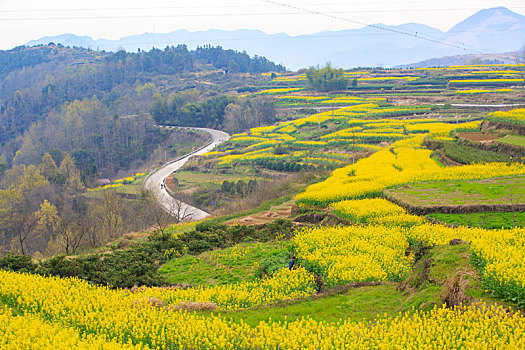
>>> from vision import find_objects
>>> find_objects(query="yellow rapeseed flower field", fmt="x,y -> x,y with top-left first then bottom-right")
1,269 -> 524,349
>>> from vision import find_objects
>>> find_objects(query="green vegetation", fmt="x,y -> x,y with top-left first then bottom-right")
160,240 -> 291,285
305,64 -> 348,91
498,134 -> 525,148
486,108 -> 525,126
227,283 -> 404,326
442,140 -> 509,164
428,211 -> 525,229
386,175 -> 525,207
174,171 -> 257,190
0,218 -> 295,289
212,244 -> 503,326
214,195 -> 295,223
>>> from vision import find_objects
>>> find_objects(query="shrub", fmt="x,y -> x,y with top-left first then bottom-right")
0,253 -> 37,273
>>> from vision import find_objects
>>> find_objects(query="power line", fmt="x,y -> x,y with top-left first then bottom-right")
4,2 -> 521,62
261,0 -> 485,53
291,0 -> 525,55
1,7 -> 524,20
0,1 -> 521,13
2,6 -> 523,14
51,28 -> 524,49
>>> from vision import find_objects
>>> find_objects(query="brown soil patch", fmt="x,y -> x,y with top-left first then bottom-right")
171,301 -> 218,311
457,132 -> 499,142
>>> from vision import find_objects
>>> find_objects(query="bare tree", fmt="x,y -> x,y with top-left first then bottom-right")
54,218 -> 88,255
167,192 -> 194,223
12,211 -> 42,255
84,204 -> 102,248
101,190 -> 123,240
144,189 -> 177,234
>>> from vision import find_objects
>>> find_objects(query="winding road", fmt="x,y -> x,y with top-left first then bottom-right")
143,127 -> 230,221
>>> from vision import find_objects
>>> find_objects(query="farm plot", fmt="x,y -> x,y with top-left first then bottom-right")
384,175 -> 525,209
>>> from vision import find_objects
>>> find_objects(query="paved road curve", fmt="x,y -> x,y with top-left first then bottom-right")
143,127 -> 230,221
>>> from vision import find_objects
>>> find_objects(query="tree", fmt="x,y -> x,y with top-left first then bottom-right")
143,190 -> 176,234
157,190 -> 194,224
221,180 -> 233,194
0,154 -> 8,178
223,97 -> 276,133
97,190 -> 123,241
228,59 -> 240,73
84,204 -> 101,248
10,197 -> 51,255
0,165 -> 52,255
58,153 -> 85,194
168,193 -> 194,223
13,166 -> 52,254
305,63 -> 348,92
40,152 -> 59,183
38,200 -> 87,255
0,187 -> 21,250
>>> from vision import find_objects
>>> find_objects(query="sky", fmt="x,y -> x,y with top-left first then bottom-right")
0,0 -> 524,50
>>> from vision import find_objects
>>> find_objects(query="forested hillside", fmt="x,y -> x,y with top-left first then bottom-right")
0,44 -> 284,176
0,44 -> 284,255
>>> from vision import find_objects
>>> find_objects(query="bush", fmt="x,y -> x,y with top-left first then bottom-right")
196,219 -> 227,232
260,219 -> 295,240
0,253 -> 37,273
37,251 -> 165,288
0,219 -> 294,289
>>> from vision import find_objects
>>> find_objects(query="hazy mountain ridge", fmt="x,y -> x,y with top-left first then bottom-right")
395,52 -> 520,69
25,7 -> 525,69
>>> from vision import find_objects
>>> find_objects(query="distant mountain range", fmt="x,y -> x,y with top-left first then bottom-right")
26,7 -> 525,70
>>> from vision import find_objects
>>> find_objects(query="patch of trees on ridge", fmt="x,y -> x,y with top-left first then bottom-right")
150,92 -> 276,134
305,63 -> 348,92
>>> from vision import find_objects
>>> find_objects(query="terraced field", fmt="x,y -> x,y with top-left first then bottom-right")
385,175 -> 525,208
2,65 -> 525,349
